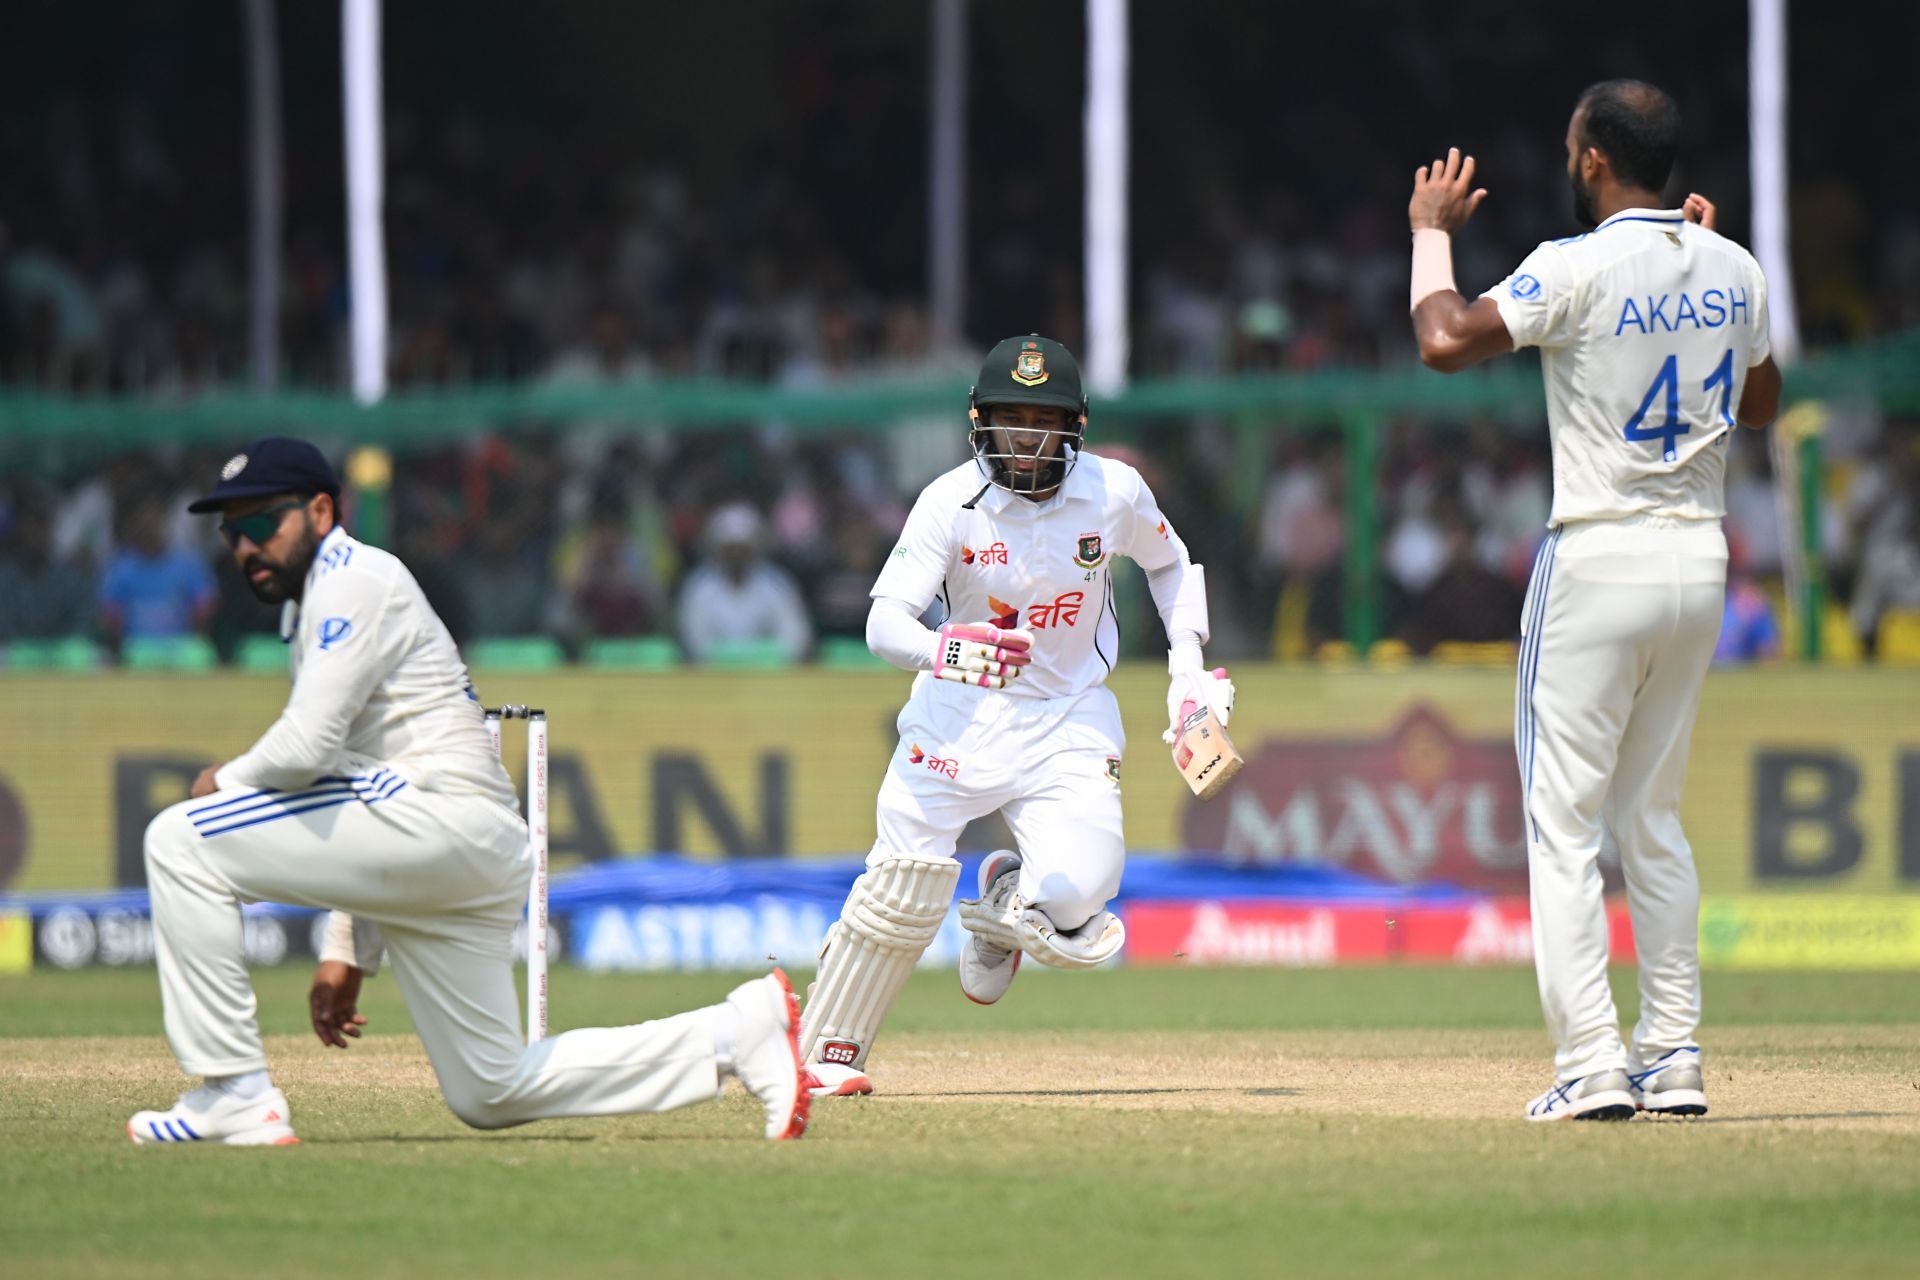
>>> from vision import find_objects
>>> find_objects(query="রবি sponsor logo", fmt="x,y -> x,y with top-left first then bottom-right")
907,743 -> 960,779
984,590 -> 1086,631
961,542 -> 1009,567
1025,590 -> 1084,629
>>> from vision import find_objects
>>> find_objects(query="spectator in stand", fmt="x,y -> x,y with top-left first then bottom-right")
541,299 -> 653,386
1849,446 -> 1920,654
458,520 -> 553,639
1714,576 -> 1783,664
808,515 -> 886,641
1252,436 -> 1345,654
1398,510 -> 1523,656
677,503 -> 811,663
561,497 -> 662,641
98,493 -> 217,651
0,498 -> 95,641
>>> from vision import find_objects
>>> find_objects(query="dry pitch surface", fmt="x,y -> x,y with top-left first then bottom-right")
3,966 -> 1917,1279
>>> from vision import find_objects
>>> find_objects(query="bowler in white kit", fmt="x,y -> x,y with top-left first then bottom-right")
798,335 -> 1234,1097
128,437 -> 808,1144
1407,81 -> 1782,1119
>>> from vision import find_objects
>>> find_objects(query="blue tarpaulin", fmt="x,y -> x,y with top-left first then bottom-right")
2,854 -> 1481,921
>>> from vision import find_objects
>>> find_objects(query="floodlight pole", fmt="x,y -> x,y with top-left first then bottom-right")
1085,0 -> 1129,396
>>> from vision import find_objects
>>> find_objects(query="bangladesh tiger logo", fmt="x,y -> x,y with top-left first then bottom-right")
1073,532 -> 1105,569
1011,341 -> 1049,387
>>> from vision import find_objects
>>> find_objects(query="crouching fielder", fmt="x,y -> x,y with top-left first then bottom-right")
800,335 -> 1233,1097
128,438 -> 807,1145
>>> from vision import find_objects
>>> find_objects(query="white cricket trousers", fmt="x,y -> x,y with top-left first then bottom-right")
876,676 -> 1127,930
145,778 -> 721,1128
1517,515 -> 1726,1082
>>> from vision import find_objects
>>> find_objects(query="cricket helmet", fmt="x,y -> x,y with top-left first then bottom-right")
968,334 -> 1089,495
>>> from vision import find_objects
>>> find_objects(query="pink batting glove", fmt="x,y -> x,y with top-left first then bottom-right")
934,622 -> 1034,689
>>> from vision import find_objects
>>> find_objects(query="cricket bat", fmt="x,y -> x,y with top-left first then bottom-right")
1171,667 -> 1242,800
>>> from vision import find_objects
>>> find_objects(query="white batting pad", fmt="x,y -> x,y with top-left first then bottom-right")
800,852 -> 960,1071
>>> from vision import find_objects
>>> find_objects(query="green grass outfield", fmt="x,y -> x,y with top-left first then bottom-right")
4,966 -> 1917,1279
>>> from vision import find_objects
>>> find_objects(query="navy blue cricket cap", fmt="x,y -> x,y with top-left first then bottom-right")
186,437 -> 341,513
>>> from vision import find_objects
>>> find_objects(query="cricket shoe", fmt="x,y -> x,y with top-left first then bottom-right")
1524,1069 -> 1637,1122
725,969 -> 809,1140
803,1061 -> 875,1098
958,850 -> 1023,1006
1629,1047 -> 1708,1117
128,1084 -> 299,1146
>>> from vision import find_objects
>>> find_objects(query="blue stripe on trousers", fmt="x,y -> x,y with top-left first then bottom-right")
1517,529 -> 1560,844
196,782 -> 407,838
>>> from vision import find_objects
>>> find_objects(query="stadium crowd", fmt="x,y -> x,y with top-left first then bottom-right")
3,3 -> 1917,665
4,417 -> 1918,666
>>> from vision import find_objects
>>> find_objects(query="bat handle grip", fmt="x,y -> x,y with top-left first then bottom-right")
1179,698 -> 1198,720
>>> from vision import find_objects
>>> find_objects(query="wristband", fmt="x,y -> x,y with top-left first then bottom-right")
1410,228 -> 1457,312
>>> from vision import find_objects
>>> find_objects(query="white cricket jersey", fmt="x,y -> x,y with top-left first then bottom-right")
1485,207 -> 1771,527
214,526 -> 516,806
872,451 -> 1188,699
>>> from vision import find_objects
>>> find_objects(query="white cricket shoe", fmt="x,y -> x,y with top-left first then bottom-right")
128,1084 -> 299,1146
803,1061 -> 875,1098
724,969 -> 809,1140
1629,1047 -> 1708,1117
959,850 -> 1023,1006
1524,1069 -> 1637,1122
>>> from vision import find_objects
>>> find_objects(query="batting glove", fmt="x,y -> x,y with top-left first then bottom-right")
1163,656 -> 1234,744
934,622 -> 1034,689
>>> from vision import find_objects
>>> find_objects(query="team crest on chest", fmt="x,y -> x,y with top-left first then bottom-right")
1073,532 -> 1105,569
1011,341 -> 1049,387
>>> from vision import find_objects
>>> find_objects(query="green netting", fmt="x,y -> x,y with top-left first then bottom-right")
702,639 -> 796,670
816,636 -> 889,670
121,636 -> 219,672
1,330 -> 1912,452
2,637 -> 105,671
465,636 -> 567,671
582,637 -> 682,670
234,633 -> 291,674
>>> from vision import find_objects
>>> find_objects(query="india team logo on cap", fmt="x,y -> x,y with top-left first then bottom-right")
1011,340 -> 1049,387
220,453 -> 249,481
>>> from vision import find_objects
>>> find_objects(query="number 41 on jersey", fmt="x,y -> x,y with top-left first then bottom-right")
1624,349 -> 1737,462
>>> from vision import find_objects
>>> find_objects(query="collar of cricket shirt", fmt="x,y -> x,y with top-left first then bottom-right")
282,525 -> 350,637
1595,207 -> 1686,232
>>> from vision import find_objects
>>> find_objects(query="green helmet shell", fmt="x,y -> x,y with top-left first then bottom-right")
971,334 -> 1087,412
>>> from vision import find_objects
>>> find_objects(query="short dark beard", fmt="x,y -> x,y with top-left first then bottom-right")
1570,168 -> 1599,229
242,515 -> 322,604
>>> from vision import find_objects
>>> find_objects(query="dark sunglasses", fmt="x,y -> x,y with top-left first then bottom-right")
218,498 -> 307,548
